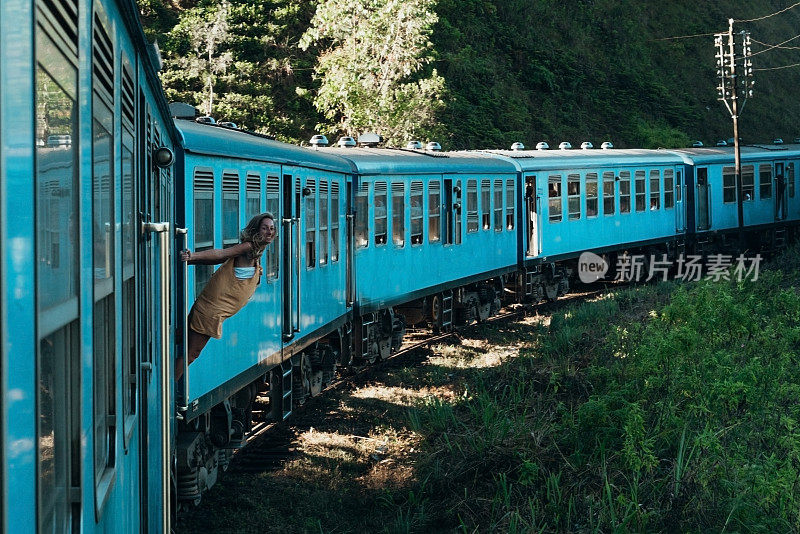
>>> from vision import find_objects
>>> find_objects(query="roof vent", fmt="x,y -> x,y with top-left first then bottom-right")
580,141 -> 593,149
196,116 -> 216,125
337,136 -> 356,147
426,141 -> 442,151
310,134 -> 329,147
535,141 -> 549,150
794,137 -> 800,144
511,142 -> 525,151
559,141 -> 572,150
716,140 -> 728,146
406,140 -> 422,149
358,132 -> 382,147
773,138 -> 784,145
691,140 -> 703,148
218,121 -> 238,129
601,141 -> 614,149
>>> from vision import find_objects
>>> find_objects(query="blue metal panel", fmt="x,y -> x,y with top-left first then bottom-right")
355,171 -> 517,311
2,1 -> 37,531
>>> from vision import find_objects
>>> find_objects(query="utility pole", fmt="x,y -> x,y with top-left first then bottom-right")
715,19 -> 754,244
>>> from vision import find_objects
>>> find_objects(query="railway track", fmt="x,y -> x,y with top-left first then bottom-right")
222,283 -> 612,476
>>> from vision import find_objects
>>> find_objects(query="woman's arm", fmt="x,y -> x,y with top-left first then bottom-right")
180,242 -> 252,265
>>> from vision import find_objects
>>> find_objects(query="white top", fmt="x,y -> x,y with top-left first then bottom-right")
233,266 -> 256,280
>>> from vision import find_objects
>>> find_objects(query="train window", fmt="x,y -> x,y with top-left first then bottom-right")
506,179 -> 517,230
567,174 -> 580,220
619,171 -> 631,213
93,5 -> 117,503
742,165 -> 755,201
411,181 -> 423,245
194,168 -> 215,293
467,179 -> 478,232
586,173 -> 598,217
634,170 -> 646,212
331,182 -> 340,261
222,172 -> 240,246
265,176 -> 279,279
759,165 -> 772,199
664,169 -> 675,208
392,182 -> 405,247
246,173 -> 261,220
722,166 -> 736,203
429,180 -> 441,242
506,179 -> 515,230
375,182 -> 387,245
481,180 -> 491,230
494,180 -> 503,231
356,183 -> 369,248
548,175 -> 562,222
603,172 -> 615,215
649,170 -> 660,210
789,163 -> 796,198
320,181 -> 329,265
35,5 -> 81,528
306,178 -> 316,268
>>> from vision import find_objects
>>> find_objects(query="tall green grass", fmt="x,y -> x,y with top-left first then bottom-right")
399,251 -> 800,532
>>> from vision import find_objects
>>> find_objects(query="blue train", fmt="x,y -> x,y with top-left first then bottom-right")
4,0 -> 800,531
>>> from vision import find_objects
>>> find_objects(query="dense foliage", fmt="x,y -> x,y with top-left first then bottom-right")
405,254 -> 800,531
141,0 -> 800,146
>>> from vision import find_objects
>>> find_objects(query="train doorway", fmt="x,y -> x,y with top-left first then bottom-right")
675,169 -> 686,232
696,167 -> 710,230
525,175 -> 539,256
775,162 -> 787,221
282,173 -> 299,341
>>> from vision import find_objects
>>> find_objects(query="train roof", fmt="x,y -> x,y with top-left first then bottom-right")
175,120 -> 353,174
475,148 -> 686,171
314,146 -> 518,176
667,144 -> 800,164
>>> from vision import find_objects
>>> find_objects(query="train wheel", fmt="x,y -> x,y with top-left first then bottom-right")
543,282 -> 559,301
301,354 -> 323,397
430,294 -> 442,332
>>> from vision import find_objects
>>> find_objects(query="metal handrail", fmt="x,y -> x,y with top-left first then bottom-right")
175,227 -> 188,412
294,217 -> 301,333
142,221 -> 171,534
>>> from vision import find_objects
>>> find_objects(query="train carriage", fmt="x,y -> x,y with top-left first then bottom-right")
173,119 -> 354,420
670,144 -> 800,247
2,0 -> 179,532
318,144 -> 520,335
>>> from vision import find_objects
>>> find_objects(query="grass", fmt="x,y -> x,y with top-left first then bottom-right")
177,243 -> 800,533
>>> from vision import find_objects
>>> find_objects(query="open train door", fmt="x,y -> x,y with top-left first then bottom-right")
675,168 -> 686,232
696,167 -> 711,230
525,174 -> 540,256
775,161 -> 787,221
282,172 -> 300,343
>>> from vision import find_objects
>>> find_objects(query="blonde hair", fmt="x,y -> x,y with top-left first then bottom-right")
240,212 -> 274,259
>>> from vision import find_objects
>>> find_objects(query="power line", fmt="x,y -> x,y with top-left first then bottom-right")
734,1 -> 800,23
652,31 -> 718,42
755,61 -> 800,71
750,33 -> 800,56
752,36 -> 800,51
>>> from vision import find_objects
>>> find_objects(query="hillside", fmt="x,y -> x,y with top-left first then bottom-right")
140,0 -> 800,149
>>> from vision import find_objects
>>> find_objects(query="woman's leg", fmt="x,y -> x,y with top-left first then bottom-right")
176,326 -> 211,381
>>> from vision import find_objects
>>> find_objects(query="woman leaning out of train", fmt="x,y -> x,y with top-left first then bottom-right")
176,212 -> 276,380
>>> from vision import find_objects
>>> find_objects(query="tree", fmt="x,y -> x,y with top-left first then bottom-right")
161,0 -> 233,116
158,0 -> 321,141
300,0 -> 446,146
